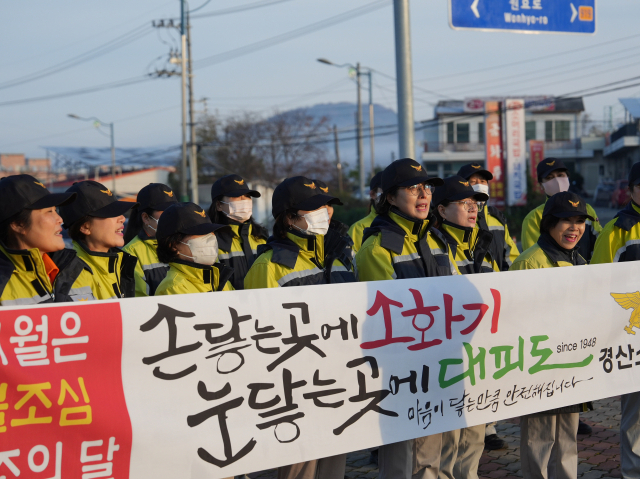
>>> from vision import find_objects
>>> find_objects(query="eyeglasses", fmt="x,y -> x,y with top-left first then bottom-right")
403,184 -> 435,197
450,200 -> 482,211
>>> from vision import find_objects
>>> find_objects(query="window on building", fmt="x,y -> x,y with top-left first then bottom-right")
456,123 -> 470,143
526,121 -> 536,141
446,122 -> 454,144
545,121 -> 553,141
555,120 -> 570,141
478,122 -> 485,144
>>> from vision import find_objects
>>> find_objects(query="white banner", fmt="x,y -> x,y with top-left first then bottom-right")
506,98 -> 527,206
1,262 -> 640,478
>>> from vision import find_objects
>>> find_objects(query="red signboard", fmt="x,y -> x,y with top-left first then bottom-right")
529,140 -> 545,194
484,101 -> 505,209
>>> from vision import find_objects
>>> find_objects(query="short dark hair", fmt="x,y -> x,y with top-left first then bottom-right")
540,215 -> 561,234
207,196 -> 268,241
68,215 -> 92,243
0,209 -> 33,249
374,186 -> 400,216
156,232 -> 187,263
272,210 -> 299,239
433,199 -> 451,228
123,206 -> 155,244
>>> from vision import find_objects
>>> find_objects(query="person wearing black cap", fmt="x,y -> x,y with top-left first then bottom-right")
591,161 -> 640,479
59,180 -> 138,300
510,191 -> 593,479
355,158 -> 457,479
0,174 -> 97,304
348,171 -> 384,253
457,163 -> 519,272
521,158 -> 601,261
207,174 -> 267,290
244,176 -> 353,479
122,183 -> 178,296
154,202 -> 233,295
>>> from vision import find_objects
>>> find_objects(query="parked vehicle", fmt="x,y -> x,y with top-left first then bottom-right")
610,179 -> 630,209
593,181 -> 615,207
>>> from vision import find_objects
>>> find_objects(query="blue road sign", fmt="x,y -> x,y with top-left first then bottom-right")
449,0 -> 596,35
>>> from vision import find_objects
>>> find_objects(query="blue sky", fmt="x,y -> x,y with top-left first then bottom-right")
2,0 -> 639,164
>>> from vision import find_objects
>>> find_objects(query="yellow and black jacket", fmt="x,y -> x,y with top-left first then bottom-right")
477,205 -> 519,271
215,221 -> 267,290
0,244 -> 95,306
355,210 -> 459,281
155,260 -> 234,295
244,231 -> 356,289
123,231 -> 168,296
522,199 -> 601,261
73,241 -> 137,299
591,201 -> 640,264
347,209 -> 377,253
439,221 -> 500,274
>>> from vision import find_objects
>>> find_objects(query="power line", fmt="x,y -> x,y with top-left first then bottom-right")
190,0 -> 293,19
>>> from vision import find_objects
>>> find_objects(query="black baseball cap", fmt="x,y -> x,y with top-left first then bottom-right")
156,202 -> 230,240
312,179 -> 331,194
628,162 -> 640,187
537,157 -> 568,182
272,176 -> 342,219
59,180 -> 137,229
542,191 -> 594,221
457,163 -> 493,181
137,183 -> 178,211
381,158 -> 444,192
211,174 -> 260,200
0,174 -> 76,223
370,171 -> 383,191
432,175 -> 489,207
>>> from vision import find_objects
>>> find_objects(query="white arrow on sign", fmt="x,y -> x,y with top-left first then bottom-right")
570,3 -> 578,22
471,0 -> 480,18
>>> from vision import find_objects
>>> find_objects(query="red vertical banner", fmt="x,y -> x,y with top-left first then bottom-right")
0,302 -> 132,478
485,101 -> 505,209
529,140 -> 545,194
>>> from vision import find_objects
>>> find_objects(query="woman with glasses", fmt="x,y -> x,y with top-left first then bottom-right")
431,176 -> 499,479
355,158 -> 458,479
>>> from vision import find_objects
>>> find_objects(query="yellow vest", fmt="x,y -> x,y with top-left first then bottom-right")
73,241 -> 137,299
591,202 -> 640,264
347,209 -> 378,253
123,232 -> 168,296
155,260 -> 234,295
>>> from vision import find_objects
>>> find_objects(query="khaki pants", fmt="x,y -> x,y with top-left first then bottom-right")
439,425 -> 484,479
378,434 -> 442,479
277,454 -> 346,479
520,413 -> 579,479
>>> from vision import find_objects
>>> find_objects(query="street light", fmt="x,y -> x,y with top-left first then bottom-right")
317,58 -> 376,200
68,114 -> 117,197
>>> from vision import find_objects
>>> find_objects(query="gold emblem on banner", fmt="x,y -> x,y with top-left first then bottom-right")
611,292 -> 640,334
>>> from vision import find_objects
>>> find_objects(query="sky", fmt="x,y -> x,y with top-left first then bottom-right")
2,0 -> 639,166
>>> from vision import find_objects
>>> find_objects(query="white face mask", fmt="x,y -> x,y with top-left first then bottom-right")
221,199 -> 253,223
179,233 -> 219,265
294,208 -> 330,236
145,215 -> 158,233
542,176 -> 570,196
472,184 -> 490,197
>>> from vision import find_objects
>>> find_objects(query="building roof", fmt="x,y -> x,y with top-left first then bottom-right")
620,98 -> 640,120
434,96 -> 584,116
43,146 -> 180,167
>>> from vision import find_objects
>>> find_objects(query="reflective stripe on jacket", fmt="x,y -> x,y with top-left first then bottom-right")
123,231 -> 169,297
591,201 -> 640,264
155,260 -> 234,295
521,200 -> 601,261
73,241 -> 137,299
244,231 -> 356,289
439,221 -> 500,274
347,210 -> 377,253
0,244 -> 95,305
216,222 -> 267,290
477,205 -> 519,271
355,210 -> 459,282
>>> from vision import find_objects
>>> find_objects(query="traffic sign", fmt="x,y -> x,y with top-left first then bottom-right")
449,0 -> 595,35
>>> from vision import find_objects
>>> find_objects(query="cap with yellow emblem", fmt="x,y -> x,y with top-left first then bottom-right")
381,158 -> 444,192
210,174 -> 260,201
542,191 -> 594,221
59,180 -> 138,229
136,183 -> 178,211
432,175 -> 489,206
271,176 -> 343,219
537,157 -> 568,182
0,174 -> 77,223
156,202 -> 230,240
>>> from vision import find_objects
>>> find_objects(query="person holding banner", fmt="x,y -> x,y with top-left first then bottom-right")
431,176 -> 497,479
510,191 -> 594,479
457,163 -> 519,272
355,158 -> 454,479
591,161 -> 640,479
122,183 -> 178,296
0,174 -> 98,305
59,180 -> 138,300
348,171 -> 383,253
521,158 -> 601,262
154,202 -> 234,295
207,174 -> 267,290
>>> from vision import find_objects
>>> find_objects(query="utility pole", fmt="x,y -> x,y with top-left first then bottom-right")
394,0 -> 415,159
186,9 -> 198,204
333,125 -> 343,193
180,0 -> 189,201
356,63 -> 365,199
367,72 -> 375,178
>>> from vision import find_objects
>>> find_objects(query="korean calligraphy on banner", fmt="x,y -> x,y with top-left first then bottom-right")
529,140 -> 545,194
505,98 -> 527,206
484,101 -> 505,209
2,262 -> 640,479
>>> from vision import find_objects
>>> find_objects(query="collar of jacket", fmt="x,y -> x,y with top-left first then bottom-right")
440,220 -> 473,246
614,200 -> 640,231
0,241 -> 55,294
216,221 -> 252,252
137,229 -> 158,245
362,210 -> 429,255
169,258 -> 231,291
259,231 -> 325,269
389,208 -> 428,238
537,232 -> 586,266
73,240 -> 123,277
